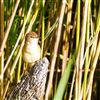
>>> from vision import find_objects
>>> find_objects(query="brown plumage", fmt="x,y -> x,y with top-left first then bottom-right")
25,32 -> 39,41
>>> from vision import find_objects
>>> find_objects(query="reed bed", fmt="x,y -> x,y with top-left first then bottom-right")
0,0 -> 100,100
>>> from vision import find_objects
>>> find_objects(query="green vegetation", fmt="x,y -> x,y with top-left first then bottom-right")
0,0 -> 100,100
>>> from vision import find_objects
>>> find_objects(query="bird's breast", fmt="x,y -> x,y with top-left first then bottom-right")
23,44 -> 40,63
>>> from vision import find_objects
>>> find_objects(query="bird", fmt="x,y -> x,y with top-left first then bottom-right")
22,32 -> 41,65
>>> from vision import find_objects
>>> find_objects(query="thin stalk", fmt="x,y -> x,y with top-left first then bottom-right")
95,5 -> 100,34
26,6 -> 39,33
0,0 -> 20,56
3,81 -> 10,99
75,0 -> 80,99
62,0 -> 73,75
0,0 -> 4,44
69,68 -> 76,100
86,37 -> 100,97
83,0 -> 91,99
76,0 -> 80,52
86,4 -> 100,98
41,0 -> 45,57
44,18 -> 58,40
80,33 -> 97,99
76,1 -> 88,99
0,52 -> 4,99
45,0 -> 66,99
0,0 -> 35,79
17,54 -> 22,82
87,83 -> 92,100
0,1 -> 4,97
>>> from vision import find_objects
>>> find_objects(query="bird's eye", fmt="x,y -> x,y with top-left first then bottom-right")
30,35 -> 33,38
38,39 -> 41,45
